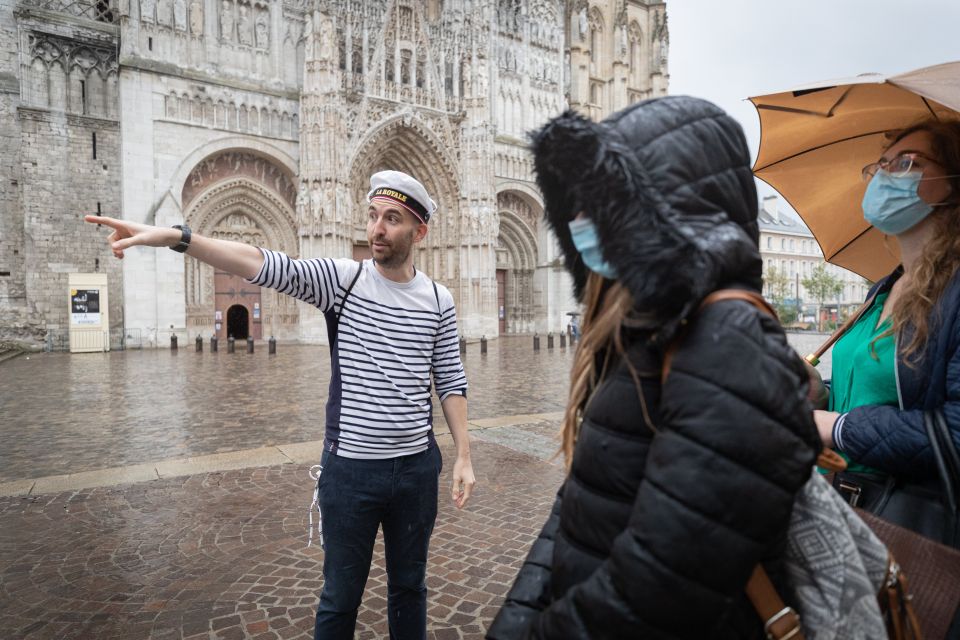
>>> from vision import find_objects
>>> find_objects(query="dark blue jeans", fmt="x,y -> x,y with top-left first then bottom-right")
314,446 -> 442,640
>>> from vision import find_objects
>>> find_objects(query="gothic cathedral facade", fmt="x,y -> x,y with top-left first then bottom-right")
0,0 -> 668,348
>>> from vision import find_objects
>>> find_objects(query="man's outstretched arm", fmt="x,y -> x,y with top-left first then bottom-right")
85,215 -> 264,279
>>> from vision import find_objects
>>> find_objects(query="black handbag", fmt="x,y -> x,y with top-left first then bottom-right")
833,409 -> 960,549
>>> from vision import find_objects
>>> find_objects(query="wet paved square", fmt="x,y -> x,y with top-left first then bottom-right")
0,333 -> 828,638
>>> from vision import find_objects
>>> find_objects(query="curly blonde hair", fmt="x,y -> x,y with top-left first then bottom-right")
877,119 -> 960,367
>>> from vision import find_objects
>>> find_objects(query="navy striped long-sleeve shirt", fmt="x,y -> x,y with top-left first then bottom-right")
248,250 -> 467,459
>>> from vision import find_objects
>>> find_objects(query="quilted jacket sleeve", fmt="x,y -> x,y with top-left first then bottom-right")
485,490 -> 563,640
838,324 -> 960,480
522,301 -> 820,639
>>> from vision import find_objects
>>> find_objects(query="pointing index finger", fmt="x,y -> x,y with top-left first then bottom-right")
84,214 -> 116,227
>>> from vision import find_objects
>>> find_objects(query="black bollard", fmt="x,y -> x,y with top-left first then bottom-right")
480,335 -> 487,355
459,336 -> 466,354
560,332 -> 566,348
227,336 -> 235,353
170,334 -> 178,351
547,333 -> 554,349
268,335 -> 276,355
533,333 -> 540,351
247,336 -> 254,353
211,334 -> 218,352
195,335 -> 203,352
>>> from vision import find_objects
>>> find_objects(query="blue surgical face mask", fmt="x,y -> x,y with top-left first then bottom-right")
568,217 -> 618,279
862,170 -> 934,235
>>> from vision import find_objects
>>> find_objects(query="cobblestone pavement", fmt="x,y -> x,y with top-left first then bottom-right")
0,436 -> 564,640
0,331 -> 829,639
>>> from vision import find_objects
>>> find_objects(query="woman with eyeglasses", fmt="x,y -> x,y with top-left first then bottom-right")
812,119 -> 960,542
486,96 -> 820,639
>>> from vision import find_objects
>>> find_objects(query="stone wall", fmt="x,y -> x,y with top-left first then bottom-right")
17,109 -> 123,343
0,0 -> 29,342
3,2 -> 123,348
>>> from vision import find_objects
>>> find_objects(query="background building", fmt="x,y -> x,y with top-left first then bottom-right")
0,0 -> 669,349
758,195 -> 871,325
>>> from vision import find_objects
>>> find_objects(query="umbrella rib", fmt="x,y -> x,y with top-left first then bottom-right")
754,129 -> 891,172
826,87 -> 854,117
826,225 -> 874,262
921,97 -> 941,121
755,104 -> 833,117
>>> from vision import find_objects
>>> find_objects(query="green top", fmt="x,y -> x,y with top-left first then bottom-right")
828,291 -> 898,475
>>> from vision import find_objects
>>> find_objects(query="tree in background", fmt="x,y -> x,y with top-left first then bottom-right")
762,266 -> 798,324
802,264 -> 844,331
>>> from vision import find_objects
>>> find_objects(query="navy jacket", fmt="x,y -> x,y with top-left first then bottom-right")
840,266 -> 960,481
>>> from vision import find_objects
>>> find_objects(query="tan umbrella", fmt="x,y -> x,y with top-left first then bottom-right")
750,61 -> 960,282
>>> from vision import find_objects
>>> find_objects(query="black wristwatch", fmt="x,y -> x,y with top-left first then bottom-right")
170,224 -> 192,253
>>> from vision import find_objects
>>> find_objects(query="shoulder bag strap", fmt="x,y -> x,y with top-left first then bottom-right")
927,410 -> 960,546
334,261 -> 364,328
660,289 -> 804,640
661,289 -> 777,383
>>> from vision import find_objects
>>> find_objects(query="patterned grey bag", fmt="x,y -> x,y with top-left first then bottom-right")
784,470 -> 893,639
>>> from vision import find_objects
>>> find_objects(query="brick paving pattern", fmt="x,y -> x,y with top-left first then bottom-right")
0,437 -> 563,640
0,332 -> 829,638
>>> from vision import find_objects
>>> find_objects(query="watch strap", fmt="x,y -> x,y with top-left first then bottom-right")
171,224 -> 191,253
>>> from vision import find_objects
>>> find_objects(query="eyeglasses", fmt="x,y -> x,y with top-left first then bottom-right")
861,152 -> 940,181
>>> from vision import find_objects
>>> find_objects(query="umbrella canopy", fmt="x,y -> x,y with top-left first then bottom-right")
750,61 -> 960,282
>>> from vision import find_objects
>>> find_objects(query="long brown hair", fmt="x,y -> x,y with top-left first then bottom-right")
559,272 -> 650,469
878,119 -> 960,367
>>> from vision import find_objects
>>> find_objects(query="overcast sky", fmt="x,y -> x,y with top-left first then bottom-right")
668,0 -> 960,204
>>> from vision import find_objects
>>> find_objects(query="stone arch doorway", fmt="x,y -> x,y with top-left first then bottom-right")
496,191 -> 540,333
348,116 -> 462,291
226,304 -> 250,340
181,150 -> 300,340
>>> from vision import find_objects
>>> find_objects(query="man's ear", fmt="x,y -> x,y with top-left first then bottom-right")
414,222 -> 429,243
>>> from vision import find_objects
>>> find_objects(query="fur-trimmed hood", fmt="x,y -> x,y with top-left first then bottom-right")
531,96 -> 762,341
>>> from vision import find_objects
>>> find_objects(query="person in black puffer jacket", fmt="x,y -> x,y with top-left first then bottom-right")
486,96 -> 821,639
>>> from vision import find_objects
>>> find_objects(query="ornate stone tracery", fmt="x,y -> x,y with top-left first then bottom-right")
182,165 -> 300,338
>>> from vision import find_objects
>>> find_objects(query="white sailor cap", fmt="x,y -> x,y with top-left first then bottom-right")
367,170 -> 438,224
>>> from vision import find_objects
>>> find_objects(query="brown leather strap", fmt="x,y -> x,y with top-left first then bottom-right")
661,291 -> 805,639
661,290 -> 778,384
699,289 -> 779,319
745,566 -> 805,640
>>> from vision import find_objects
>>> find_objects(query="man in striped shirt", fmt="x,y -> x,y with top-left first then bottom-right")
86,169 -> 475,640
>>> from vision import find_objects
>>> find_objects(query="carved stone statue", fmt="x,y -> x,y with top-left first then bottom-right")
318,15 -> 334,61
578,7 -> 587,40
237,4 -> 253,46
255,11 -> 269,49
476,57 -> 488,95
303,13 -> 314,58
174,0 -> 187,30
220,0 -> 233,40
461,60 -> 472,96
189,0 -> 203,35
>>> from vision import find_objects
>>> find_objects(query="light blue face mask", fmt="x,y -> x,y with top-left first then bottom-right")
568,217 -> 618,279
862,170 -> 934,235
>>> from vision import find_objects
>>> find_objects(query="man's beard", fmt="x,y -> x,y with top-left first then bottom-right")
372,233 -> 413,268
